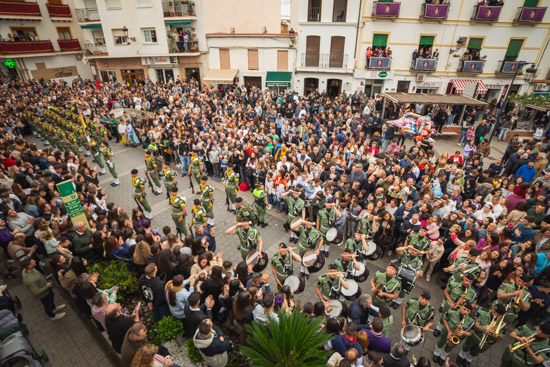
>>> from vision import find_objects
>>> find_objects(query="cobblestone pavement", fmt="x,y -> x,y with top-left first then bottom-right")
7,135 -> 511,367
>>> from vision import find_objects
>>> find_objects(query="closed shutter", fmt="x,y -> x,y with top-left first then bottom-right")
277,50 -> 288,71
468,38 -> 483,50
330,36 -> 345,67
248,49 -> 258,70
372,34 -> 388,47
219,49 -> 230,69
524,0 -> 539,7
306,36 -> 320,67
378,0 -> 393,2
419,36 -> 434,46
505,39 -> 524,58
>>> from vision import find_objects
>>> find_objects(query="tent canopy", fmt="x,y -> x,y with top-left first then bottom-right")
381,92 -> 487,106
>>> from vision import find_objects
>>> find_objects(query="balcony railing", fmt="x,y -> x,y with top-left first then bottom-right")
471,5 -> 502,21
58,39 -> 81,52
46,3 -> 71,18
168,39 -> 199,53
300,53 -> 348,68
496,60 -> 523,74
458,59 -> 485,73
0,40 -> 54,55
162,0 -> 196,17
366,56 -> 392,70
308,6 -> 321,21
516,6 -> 547,23
372,1 -> 400,18
411,57 -> 438,71
85,43 -> 107,56
75,8 -> 99,22
421,3 -> 449,20
0,1 -> 41,17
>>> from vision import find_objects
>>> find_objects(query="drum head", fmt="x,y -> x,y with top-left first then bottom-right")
352,262 -> 366,277
341,280 -> 358,296
302,250 -> 317,267
364,241 -> 376,256
291,217 -> 303,227
307,253 -> 325,273
326,300 -> 342,318
284,276 -> 300,293
326,228 -> 337,242
401,325 -> 423,345
252,252 -> 269,272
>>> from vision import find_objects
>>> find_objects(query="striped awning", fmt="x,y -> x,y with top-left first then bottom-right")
451,79 -> 488,95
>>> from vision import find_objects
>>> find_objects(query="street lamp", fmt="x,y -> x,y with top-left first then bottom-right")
289,28 -> 296,46
488,61 -> 537,143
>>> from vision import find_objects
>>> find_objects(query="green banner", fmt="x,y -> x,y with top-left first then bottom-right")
56,180 -> 90,229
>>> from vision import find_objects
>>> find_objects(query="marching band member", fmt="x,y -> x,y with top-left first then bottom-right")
400,291 -> 435,353
291,217 -> 323,279
500,322 -> 550,367
271,243 -> 301,290
492,273 -> 531,324
316,199 -> 342,257
315,264 -> 349,310
335,249 -> 362,280
282,185 -> 306,244
434,273 -> 477,336
433,301 -> 475,366
225,217 -> 263,262
394,244 -> 424,307
371,264 -> 402,308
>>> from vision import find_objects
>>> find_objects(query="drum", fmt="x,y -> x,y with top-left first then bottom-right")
284,275 -> 306,294
246,251 -> 269,272
306,253 -> 325,273
397,265 -> 417,294
341,279 -> 363,301
352,262 -> 370,283
361,240 -> 377,257
326,228 -> 344,246
325,299 -> 343,318
291,217 -> 302,234
401,325 -> 424,346
302,250 -> 317,267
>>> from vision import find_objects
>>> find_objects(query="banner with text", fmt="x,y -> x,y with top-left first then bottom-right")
56,180 -> 90,229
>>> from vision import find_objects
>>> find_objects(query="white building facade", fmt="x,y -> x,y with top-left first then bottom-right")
0,0 -> 92,81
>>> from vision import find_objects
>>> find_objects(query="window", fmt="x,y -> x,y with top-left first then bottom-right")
57,27 -> 72,41
418,35 -> 434,58
305,35 -> 320,67
105,0 -> 121,9
333,0 -> 347,22
10,27 -> 38,41
465,37 -> 483,60
219,49 -> 230,69
396,80 -> 410,93
505,39 -> 524,60
372,34 -> 388,49
136,0 -> 152,7
142,28 -> 157,43
308,0 -> 321,21
277,50 -> 288,71
248,49 -> 259,70
93,31 -> 105,45
112,29 -> 128,45
100,70 -> 117,82
329,36 -> 345,67
524,0 -> 539,6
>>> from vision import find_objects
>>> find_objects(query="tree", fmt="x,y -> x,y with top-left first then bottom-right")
241,309 -> 332,367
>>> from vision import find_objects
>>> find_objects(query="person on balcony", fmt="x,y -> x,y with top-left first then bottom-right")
463,50 -> 472,60
183,32 -> 189,52
366,47 -> 373,64
412,49 -> 418,68
433,48 -> 440,59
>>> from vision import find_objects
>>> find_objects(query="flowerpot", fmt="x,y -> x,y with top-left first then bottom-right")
191,33 -> 196,37
191,47 -> 198,52
188,11 -> 193,15
177,11 -> 182,15
170,12 -> 175,16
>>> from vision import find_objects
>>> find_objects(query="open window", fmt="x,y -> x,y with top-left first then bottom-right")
417,35 -> 434,58
464,37 -> 483,60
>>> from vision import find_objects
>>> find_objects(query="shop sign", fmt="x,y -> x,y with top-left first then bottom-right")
142,57 -> 178,65
378,71 -> 388,78
56,180 -> 90,229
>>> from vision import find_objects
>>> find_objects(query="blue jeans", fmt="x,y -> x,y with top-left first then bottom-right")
40,289 -> 56,318
268,194 -> 277,206
180,155 -> 190,173
153,304 -> 170,323
498,128 -> 509,141
458,128 -> 468,144
381,139 -> 391,153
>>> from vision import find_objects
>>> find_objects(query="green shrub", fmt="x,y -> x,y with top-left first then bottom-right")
88,261 -> 138,302
154,316 -> 184,344
186,337 -> 204,364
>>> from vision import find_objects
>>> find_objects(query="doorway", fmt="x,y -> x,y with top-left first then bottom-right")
155,68 -> 174,83
327,79 -> 342,97
121,69 -> 145,84
185,68 -> 201,86
304,78 -> 319,95
244,76 -> 261,89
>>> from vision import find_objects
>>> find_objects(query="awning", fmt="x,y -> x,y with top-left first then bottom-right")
266,71 -> 292,87
203,69 -> 238,84
165,21 -> 192,26
80,24 -> 102,29
451,79 -> 488,95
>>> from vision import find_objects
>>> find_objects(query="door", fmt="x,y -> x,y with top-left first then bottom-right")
329,36 -> 345,68
327,79 -> 342,97
304,78 -> 319,95
121,69 -> 145,84
185,68 -> 201,87
244,76 -> 261,89
305,36 -> 320,67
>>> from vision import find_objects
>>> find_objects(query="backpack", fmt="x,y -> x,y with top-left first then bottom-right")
244,204 -> 259,226
239,181 -> 249,191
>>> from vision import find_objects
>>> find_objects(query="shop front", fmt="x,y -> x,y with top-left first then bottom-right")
142,56 -> 179,83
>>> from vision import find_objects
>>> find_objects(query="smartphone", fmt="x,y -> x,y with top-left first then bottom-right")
46,274 -> 53,282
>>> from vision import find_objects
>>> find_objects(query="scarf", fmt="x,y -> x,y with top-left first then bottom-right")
164,280 -> 184,294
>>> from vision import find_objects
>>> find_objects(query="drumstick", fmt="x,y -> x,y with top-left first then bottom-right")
409,325 -> 435,332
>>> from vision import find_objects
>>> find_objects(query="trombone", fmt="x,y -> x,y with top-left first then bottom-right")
507,335 -> 536,352
479,313 -> 505,349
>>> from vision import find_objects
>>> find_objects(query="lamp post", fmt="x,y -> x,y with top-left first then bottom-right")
488,61 -> 537,143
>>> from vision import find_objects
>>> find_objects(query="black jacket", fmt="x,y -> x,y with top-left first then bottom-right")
184,304 -> 213,337
138,274 -> 166,308
193,325 -> 230,356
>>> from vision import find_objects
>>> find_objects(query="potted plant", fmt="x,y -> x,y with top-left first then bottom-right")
177,11 -> 182,16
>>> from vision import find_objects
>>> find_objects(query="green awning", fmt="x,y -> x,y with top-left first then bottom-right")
80,24 -> 102,29
266,71 -> 292,87
372,34 -> 388,48
419,36 -> 434,46
165,21 -> 192,26
468,38 -> 483,50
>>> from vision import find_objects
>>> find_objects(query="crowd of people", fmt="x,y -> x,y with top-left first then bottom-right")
0,76 -> 549,367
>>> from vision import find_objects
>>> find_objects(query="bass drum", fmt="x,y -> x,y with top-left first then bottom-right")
397,265 -> 417,294
401,325 -> 424,346
246,251 -> 269,272
341,279 -> 363,301
366,241 -> 382,261
325,299 -> 348,318
352,262 -> 370,283
326,228 -> 344,247
284,275 -> 306,294
306,253 -> 325,273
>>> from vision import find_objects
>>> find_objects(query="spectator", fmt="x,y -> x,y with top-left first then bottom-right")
21,258 -> 65,320
193,318 -> 229,367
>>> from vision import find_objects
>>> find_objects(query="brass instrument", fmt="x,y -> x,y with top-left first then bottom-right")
507,335 -> 536,352
447,316 -> 466,346
448,261 -> 471,273
454,287 -> 468,308
479,313 -> 505,349
512,286 -> 524,308
372,282 -> 382,299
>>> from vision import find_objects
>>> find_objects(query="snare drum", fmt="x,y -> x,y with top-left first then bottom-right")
246,251 -> 269,272
326,228 -> 344,246
302,250 -> 318,267
291,217 -> 302,234
397,265 -> 417,294
325,299 -> 343,318
361,240 -> 377,257
400,325 -> 424,346
352,262 -> 370,283
284,275 -> 306,294
341,279 -> 363,301
306,253 -> 325,273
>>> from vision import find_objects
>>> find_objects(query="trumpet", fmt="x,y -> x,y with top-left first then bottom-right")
507,335 -> 536,352
447,316 -> 466,346
479,313 -> 505,349
512,286 -> 524,308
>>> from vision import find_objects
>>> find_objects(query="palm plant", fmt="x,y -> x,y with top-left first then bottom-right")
241,309 -> 331,367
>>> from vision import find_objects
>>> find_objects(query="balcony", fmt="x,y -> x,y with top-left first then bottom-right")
46,3 -> 71,18
366,56 -> 392,70
75,8 -> 99,22
0,41 -> 54,55
300,53 -> 349,68
421,3 -> 449,20
496,60 -> 523,74
372,1 -> 400,18
162,0 -> 196,17
308,6 -> 321,21
411,57 -> 438,72
515,6 -> 547,23
58,39 -> 81,52
167,38 -> 199,54
0,1 -> 41,19
471,5 -> 502,22
458,59 -> 485,73
85,43 -> 107,56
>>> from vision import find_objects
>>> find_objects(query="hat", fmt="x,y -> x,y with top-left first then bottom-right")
131,169 -> 138,175
343,248 -> 352,254
388,263 -> 398,271
463,301 -> 473,310
412,244 -> 421,250
242,216 -> 250,222
540,322 -> 550,335
469,249 -> 480,257
235,197 -> 243,203
421,291 -> 431,300
171,186 -> 178,193
465,273 -> 475,281
145,150 -> 152,155
306,217 -> 313,222
328,264 -> 338,270
193,199 -> 201,205
279,242 -> 288,249
494,303 -> 506,315
519,274 -> 530,282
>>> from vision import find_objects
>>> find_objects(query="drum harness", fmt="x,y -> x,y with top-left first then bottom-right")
408,303 -> 435,326
277,252 -> 293,277
320,209 -> 335,232
240,228 -> 258,252
401,253 -> 422,272
379,276 -> 400,301
327,276 -> 342,300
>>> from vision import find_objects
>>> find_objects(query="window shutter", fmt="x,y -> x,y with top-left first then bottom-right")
220,49 -> 230,69
524,0 -> 539,7
467,38 -> 483,50
372,34 -> 388,47
248,49 -> 259,70
306,36 -> 320,67
505,39 -> 524,58
419,36 -> 434,46
277,50 -> 288,71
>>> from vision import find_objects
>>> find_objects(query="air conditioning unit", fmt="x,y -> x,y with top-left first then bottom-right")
535,83 -> 549,91
416,74 -> 425,82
